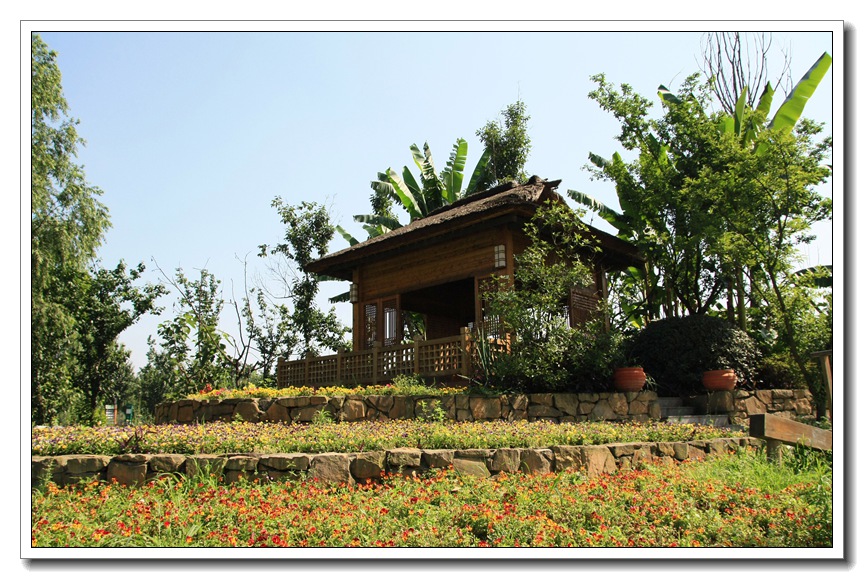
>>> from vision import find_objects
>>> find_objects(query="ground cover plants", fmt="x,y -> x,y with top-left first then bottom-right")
31,447 -> 831,548
187,378 -> 466,401
32,420 -> 730,456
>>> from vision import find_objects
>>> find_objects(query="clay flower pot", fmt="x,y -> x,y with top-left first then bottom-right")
613,367 -> 647,392
702,369 -> 737,391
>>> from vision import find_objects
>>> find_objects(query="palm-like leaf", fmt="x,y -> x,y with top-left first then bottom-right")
412,142 -> 446,212
386,168 -> 422,220
335,224 -> 359,246
566,188 -> 629,233
465,147 -> 491,195
441,138 -> 468,203
769,52 -> 832,133
354,213 -> 403,232
657,84 -> 682,105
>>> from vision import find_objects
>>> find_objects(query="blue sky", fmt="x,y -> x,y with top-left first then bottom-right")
33,28 -> 837,370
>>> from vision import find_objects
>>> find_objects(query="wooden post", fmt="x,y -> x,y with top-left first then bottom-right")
373,341 -> 381,385
811,350 -> 833,422
413,339 -> 420,375
336,350 -> 343,386
276,356 -> 285,389
461,327 -> 472,378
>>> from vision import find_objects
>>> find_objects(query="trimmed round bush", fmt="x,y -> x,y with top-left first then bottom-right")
630,314 -> 761,397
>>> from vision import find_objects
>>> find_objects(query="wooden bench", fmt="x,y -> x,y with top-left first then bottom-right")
749,413 -> 832,462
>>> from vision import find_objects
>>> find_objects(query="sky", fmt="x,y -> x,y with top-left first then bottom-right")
31,25 -> 838,371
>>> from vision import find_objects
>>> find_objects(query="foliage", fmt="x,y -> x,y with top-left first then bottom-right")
479,201 -> 600,392
260,200 -> 349,357
243,288 -> 294,384
31,34 -> 112,424
72,262 -> 166,422
576,55 -> 832,412
367,139 -> 491,227
474,100 -> 532,191
755,352 -> 808,390
630,314 -> 761,397
154,268 -> 232,397
32,449 -> 831,548
136,339 -> 182,416
32,420 -> 730,457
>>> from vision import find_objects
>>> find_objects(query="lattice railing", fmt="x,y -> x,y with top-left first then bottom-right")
276,329 -> 472,387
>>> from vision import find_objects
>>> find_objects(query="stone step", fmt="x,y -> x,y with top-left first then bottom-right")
655,397 -> 686,408
665,414 -> 731,427
661,406 -> 697,417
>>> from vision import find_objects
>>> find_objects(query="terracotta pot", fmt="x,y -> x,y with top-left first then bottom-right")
702,369 -> 737,391
613,367 -> 646,392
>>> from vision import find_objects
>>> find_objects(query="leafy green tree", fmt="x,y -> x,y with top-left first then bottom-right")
137,339 -> 179,415
575,74 -> 727,321
243,288 -> 295,385
31,34 -> 111,423
480,202 -> 600,392
577,53 -> 832,410
474,100 -> 532,190
155,268 -> 231,396
73,262 -> 166,422
260,200 -> 349,358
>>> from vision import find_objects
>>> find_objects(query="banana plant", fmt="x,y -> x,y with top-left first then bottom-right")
331,140 -> 491,305
358,138 -> 491,231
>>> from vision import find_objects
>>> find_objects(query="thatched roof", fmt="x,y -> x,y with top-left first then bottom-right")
306,176 -> 643,281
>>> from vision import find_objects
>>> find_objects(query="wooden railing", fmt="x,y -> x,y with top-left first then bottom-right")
277,328 -> 473,388
749,413 -> 832,463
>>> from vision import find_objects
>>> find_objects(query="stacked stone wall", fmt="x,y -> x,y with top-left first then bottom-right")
155,391 -> 661,425
685,389 -> 815,426
32,436 -> 764,489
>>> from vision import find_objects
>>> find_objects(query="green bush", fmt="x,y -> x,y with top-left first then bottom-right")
630,314 -> 760,397
755,352 -> 808,390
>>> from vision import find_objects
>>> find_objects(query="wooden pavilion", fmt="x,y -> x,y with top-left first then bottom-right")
277,176 -> 643,387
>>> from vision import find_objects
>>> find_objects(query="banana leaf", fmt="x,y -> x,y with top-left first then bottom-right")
386,167 -> 422,220
353,213 -> 403,232
465,147 -> 491,195
335,224 -> 359,246
769,52 -> 832,133
441,138 -> 468,203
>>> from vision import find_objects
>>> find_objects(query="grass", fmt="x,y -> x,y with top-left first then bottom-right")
30,446 -> 832,548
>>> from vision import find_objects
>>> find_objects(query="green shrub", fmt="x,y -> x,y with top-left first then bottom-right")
755,352 -> 808,390
630,314 -> 760,397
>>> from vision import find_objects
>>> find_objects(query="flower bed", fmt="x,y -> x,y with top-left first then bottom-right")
31,451 -> 832,548
33,420 -> 728,457
188,383 -> 467,401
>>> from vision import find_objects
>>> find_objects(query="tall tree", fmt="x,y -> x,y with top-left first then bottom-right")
575,54 -> 832,412
31,33 -> 111,423
73,262 -> 166,422
700,32 -> 791,114
155,267 -> 231,396
260,200 -> 348,358
474,100 -> 532,190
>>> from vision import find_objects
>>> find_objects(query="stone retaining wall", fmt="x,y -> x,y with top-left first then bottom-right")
31,436 -> 764,489
686,389 -> 815,426
155,391 -> 661,425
